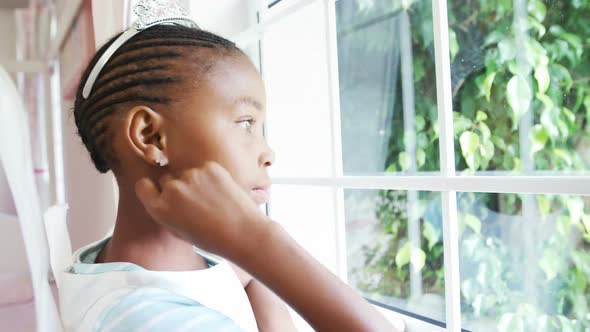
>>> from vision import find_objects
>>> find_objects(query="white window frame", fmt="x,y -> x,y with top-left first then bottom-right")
235,0 -> 588,331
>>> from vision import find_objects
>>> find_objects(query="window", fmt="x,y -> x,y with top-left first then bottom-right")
235,0 -> 590,331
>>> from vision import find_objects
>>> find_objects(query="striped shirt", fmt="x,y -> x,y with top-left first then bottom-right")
61,238 -> 254,332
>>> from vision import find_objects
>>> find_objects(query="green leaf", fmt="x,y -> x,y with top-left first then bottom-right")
423,222 -> 440,250
567,198 -> 584,224
558,215 -> 573,236
539,249 -> 560,281
460,131 -> 479,156
464,214 -> 482,235
410,247 -> 426,271
553,148 -> 573,166
460,131 -> 480,170
386,163 -> 397,173
401,0 -> 416,10
534,65 -> 550,94
530,125 -> 549,154
506,75 -> 532,128
549,26 -> 583,63
476,110 -> 488,122
537,195 -> 551,216
415,115 -> 425,131
572,293 -> 589,320
479,140 -> 495,163
573,269 -> 587,293
550,64 -> 573,91
395,242 -> 411,268
498,39 -> 517,63
529,17 -> 546,39
536,93 -> 554,111
454,113 -> 472,134
483,72 -> 496,101
582,214 -> 590,234
398,152 -> 411,171
484,30 -> 505,47
492,136 -> 507,150
527,0 -> 547,22
584,95 -> 590,124
416,148 -> 426,168
478,122 -> 491,140
413,56 -> 425,82
540,109 -> 559,139
449,28 -> 459,62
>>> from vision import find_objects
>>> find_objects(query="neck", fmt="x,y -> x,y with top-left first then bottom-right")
99,178 -> 207,271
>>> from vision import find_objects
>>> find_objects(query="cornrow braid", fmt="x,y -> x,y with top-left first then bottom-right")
73,24 -> 242,173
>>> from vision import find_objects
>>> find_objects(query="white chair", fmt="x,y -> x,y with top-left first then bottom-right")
0,65 -> 63,332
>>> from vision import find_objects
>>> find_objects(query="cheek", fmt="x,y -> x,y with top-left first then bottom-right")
167,120 -> 223,168
215,135 -> 262,188
168,120 -> 252,174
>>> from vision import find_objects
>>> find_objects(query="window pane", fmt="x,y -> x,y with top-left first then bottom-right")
449,0 -> 590,174
458,192 -> 590,331
336,0 -> 440,175
269,185 -> 338,273
269,184 -> 340,332
345,189 -> 445,322
263,1 -> 333,177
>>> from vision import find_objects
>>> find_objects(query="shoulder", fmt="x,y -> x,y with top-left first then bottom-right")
92,287 -> 244,332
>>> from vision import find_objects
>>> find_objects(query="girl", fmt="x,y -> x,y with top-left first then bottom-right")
62,2 -> 396,331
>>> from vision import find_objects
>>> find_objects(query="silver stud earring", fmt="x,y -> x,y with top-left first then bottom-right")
155,157 -> 168,167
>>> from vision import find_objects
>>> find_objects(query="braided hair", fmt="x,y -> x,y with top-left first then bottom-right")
73,25 -> 243,173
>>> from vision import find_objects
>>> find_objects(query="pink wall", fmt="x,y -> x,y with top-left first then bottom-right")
61,100 -> 116,250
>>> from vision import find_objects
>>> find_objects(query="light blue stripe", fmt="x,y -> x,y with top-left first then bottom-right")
134,305 -> 240,332
72,262 -> 143,274
94,288 -> 244,332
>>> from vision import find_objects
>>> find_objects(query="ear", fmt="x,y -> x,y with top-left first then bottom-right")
124,106 -> 168,167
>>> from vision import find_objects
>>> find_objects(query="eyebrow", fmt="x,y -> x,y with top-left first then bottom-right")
235,96 -> 263,112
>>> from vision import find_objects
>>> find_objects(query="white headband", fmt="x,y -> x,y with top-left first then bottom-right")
82,0 -> 199,99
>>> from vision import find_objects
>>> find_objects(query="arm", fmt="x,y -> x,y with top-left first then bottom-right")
230,263 -> 297,332
135,163 -> 397,332
228,219 -> 393,332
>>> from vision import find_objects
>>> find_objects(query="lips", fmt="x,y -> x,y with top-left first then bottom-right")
251,187 -> 271,205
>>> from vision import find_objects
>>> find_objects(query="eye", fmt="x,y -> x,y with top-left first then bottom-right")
237,118 -> 255,132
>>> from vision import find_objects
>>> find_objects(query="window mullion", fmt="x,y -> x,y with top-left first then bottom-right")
431,0 -> 461,330
322,0 -> 348,281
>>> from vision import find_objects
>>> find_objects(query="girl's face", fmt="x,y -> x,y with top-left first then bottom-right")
160,54 -> 274,205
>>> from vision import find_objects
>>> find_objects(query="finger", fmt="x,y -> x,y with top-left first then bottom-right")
158,173 -> 176,189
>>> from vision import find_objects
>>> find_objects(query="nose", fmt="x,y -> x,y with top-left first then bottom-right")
259,142 -> 274,168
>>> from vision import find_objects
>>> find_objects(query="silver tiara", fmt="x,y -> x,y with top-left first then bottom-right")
82,0 -> 199,99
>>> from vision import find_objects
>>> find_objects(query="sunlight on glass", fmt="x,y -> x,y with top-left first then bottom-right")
336,0 -> 439,175
345,189 -> 446,322
458,192 -> 590,331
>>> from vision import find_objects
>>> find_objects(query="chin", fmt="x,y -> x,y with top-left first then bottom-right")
250,187 -> 270,205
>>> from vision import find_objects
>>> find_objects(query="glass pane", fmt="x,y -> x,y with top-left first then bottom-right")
263,1 -> 334,177
449,0 -> 590,174
268,185 -> 338,332
458,192 -> 590,331
269,185 -> 338,273
336,0 -> 440,175
345,189 -> 445,321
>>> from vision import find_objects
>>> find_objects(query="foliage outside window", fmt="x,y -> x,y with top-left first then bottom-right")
339,0 -> 590,331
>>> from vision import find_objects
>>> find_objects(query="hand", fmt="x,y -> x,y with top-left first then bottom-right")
134,161 -> 267,257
